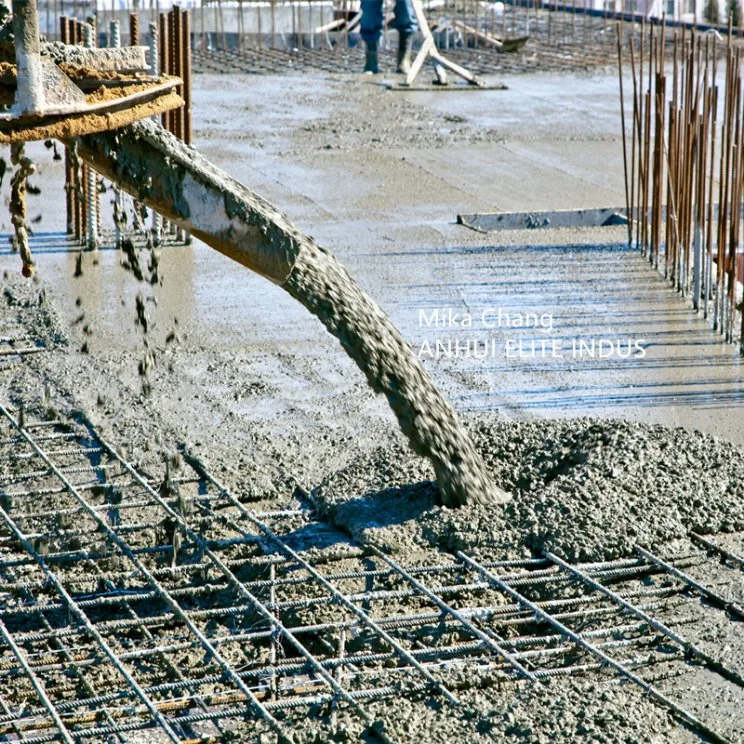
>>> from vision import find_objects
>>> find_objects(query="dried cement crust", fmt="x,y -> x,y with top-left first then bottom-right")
0,91 -> 183,143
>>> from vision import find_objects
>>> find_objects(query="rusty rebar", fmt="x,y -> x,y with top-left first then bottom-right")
458,552 -> 733,744
617,23 -> 631,244
623,21 -> 744,351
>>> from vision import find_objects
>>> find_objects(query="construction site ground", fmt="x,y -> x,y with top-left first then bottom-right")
2,64 -> 744,742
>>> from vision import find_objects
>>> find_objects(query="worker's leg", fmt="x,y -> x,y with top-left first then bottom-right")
360,0 -> 383,73
392,0 -> 417,73
391,0 -> 417,36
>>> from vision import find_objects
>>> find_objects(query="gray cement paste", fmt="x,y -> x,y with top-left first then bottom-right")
282,243 -> 508,508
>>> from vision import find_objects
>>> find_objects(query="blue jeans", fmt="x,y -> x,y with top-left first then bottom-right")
360,0 -> 417,45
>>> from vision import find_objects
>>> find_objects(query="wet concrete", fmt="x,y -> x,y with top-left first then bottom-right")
4,69 -> 744,469
188,70 -> 744,446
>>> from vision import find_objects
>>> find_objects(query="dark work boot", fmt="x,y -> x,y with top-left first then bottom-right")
397,32 -> 413,74
363,40 -> 379,74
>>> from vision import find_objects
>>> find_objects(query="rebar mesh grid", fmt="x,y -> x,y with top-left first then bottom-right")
0,326 -> 44,368
191,39 -> 618,78
188,7 -> 633,79
0,405 -> 742,742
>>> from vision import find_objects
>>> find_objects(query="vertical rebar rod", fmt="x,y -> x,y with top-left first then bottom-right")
705,45 -> 718,318
237,0 -> 242,51
168,8 -> 177,136
617,23 -> 631,244
60,15 -> 74,237
83,21 -> 98,250
257,0 -> 262,50
173,7 -> 183,141
212,0 -> 218,50
681,31 -> 694,291
159,11 -> 168,129
650,28 -> 661,265
149,20 -> 163,242
637,19 -> 645,249
182,8 -> 192,146
110,19 -> 122,249
726,52 -> 742,342
693,57 -> 708,310
642,85 -> 651,255
643,28 -> 653,257
655,19 -> 666,270
630,37 -> 639,245
73,20 -> 85,241
271,0 -> 276,48
690,36 -> 704,294
174,6 -> 185,242
297,0 -> 303,49
181,8 -> 192,246
665,31 -> 679,278
130,9 -> 139,44
676,32 -> 688,288
716,46 -> 735,332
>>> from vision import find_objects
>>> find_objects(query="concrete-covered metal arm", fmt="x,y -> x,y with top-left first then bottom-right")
72,119 -> 301,284
13,0 -> 44,115
72,120 -> 509,508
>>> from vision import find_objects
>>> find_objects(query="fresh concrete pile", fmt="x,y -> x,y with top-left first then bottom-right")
297,676 -> 673,743
315,416 -> 744,561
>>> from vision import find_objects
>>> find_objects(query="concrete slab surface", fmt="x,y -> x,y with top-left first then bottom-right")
1,68 -> 743,486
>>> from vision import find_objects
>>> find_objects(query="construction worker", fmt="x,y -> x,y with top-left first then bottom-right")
360,0 -> 417,75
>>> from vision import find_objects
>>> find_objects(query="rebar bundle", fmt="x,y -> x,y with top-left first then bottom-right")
620,23 -> 744,353
59,8 -> 192,249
